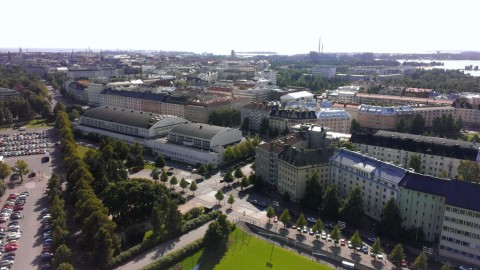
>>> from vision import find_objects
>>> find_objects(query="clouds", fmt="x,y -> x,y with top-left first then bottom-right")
1,0 -> 479,54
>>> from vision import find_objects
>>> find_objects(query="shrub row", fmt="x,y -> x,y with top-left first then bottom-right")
140,238 -> 204,270
108,210 -> 220,268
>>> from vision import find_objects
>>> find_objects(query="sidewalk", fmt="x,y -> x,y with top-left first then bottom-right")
114,222 -> 211,270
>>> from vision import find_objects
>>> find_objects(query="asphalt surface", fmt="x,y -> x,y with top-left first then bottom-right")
1,127 -> 55,270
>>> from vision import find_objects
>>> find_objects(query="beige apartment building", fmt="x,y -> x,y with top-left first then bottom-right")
278,147 -> 332,202
456,107 -> 480,130
255,134 -> 304,188
357,105 -> 414,131
412,106 -> 457,127
354,93 -> 454,107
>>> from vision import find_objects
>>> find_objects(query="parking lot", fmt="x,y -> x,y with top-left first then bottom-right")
0,131 -> 50,158
0,127 -> 57,270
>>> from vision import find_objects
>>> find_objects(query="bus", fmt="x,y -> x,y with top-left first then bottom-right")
341,260 -> 355,269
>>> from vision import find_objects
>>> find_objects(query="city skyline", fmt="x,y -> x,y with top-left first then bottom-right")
2,0 -> 479,55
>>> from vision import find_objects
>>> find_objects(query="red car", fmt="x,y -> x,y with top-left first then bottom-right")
13,205 -> 23,211
2,205 -> 14,209
273,216 -> 278,223
401,259 -> 407,267
7,194 -> 16,200
5,244 -> 18,252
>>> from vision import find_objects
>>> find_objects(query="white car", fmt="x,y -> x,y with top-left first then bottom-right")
6,232 -> 21,240
347,241 -> 353,248
321,231 -> 327,240
327,234 -> 332,242
376,254 -> 384,260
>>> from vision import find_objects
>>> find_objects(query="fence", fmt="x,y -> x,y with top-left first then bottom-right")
235,219 -> 379,270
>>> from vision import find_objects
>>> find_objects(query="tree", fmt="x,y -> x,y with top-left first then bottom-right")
227,194 -> 235,208
370,238 -> 384,258
151,201 -> 163,236
440,261 -> 453,270
412,251 -> 428,270
260,117 -> 269,135
198,164 -> 207,175
350,119 -> 361,133
170,176 -> 178,188
152,170 -> 159,181
266,206 -> 276,223
14,160 -> 30,181
350,230 -> 362,252
0,163 -> 11,183
130,142 -> 143,156
234,167 -> 244,182
379,198 -> 402,240
203,215 -> 232,253
57,263 -> 75,270
395,118 -> 406,132
160,168 -> 168,185
206,163 -> 214,172
330,225 -> 342,246
312,218 -> 324,233
438,170 -> 448,179
279,209 -> 291,228
241,117 -> 250,132
282,191 -> 291,203
68,108 -> 80,122
322,184 -> 340,218
388,243 -> 405,265
134,154 -> 145,168
340,185 -> 364,227
179,178 -> 188,193
240,176 -> 249,191
215,190 -> 224,204
409,154 -> 421,173
296,213 -> 307,229
155,155 -> 166,168
53,102 -> 66,116
410,114 -> 426,135
457,160 -> 480,183
300,170 -> 322,210
189,181 -> 198,196
52,244 -> 71,268
223,170 -> 234,186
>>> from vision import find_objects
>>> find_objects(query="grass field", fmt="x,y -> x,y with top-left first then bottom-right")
178,228 -> 333,270
76,144 -> 90,159
26,119 -> 49,127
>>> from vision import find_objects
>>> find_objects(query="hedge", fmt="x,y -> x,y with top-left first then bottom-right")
108,210 -> 220,268
140,238 -> 204,270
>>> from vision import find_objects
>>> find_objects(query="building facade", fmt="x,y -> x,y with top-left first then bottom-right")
357,105 -> 414,131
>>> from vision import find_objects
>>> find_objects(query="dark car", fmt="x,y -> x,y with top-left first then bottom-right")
40,252 -> 53,261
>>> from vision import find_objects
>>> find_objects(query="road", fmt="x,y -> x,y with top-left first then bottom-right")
114,222 -> 211,270
1,127 -> 56,270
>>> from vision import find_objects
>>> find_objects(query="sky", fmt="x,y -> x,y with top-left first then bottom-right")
2,0 -> 479,55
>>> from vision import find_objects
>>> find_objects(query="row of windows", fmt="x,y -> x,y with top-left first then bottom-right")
441,235 -> 480,250
443,226 -> 480,239
440,244 -> 480,262
444,215 -> 480,229
446,206 -> 480,219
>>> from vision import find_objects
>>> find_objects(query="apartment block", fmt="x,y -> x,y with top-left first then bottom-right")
240,102 -> 274,132
412,106 -> 457,127
357,105 -> 414,131
330,149 -> 406,220
354,93 -> 454,107
351,131 -> 480,178
278,147 -> 332,202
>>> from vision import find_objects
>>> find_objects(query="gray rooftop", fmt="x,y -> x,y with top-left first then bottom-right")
82,106 -> 176,129
169,123 -> 229,140
279,147 -> 333,167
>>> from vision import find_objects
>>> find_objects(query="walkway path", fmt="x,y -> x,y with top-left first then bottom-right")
114,222 -> 211,270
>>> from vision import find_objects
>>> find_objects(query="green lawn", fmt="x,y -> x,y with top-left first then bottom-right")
76,144 -> 90,159
144,163 -> 155,170
26,118 -> 48,127
178,228 -> 333,270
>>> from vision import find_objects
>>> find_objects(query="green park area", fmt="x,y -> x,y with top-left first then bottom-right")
76,144 -> 90,159
178,228 -> 333,270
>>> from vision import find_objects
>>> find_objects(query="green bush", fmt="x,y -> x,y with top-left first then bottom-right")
0,182 -> 6,197
108,210 -> 220,268
143,230 -> 153,241
141,238 -> 204,270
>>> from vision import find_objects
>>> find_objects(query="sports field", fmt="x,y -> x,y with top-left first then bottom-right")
179,228 -> 333,270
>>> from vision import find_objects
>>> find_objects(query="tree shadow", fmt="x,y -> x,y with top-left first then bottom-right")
371,259 -> 385,270
197,248 -> 227,270
237,191 -> 247,199
185,194 -> 195,201
311,239 -> 324,249
349,252 -> 362,263
295,234 -> 306,243
225,208 -> 233,214
265,223 -> 273,230
329,245 -> 341,255
278,228 -> 289,237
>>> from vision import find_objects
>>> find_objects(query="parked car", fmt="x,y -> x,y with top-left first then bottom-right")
307,217 -> 316,223
4,244 -> 17,252
40,252 -> 53,261
362,245 -> 369,254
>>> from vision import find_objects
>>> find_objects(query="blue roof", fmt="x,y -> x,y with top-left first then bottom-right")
399,172 -> 480,212
331,149 -> 406,184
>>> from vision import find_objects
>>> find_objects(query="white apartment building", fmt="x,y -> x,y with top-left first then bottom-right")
330,149 -> 406,220
312,65 -> 336,79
